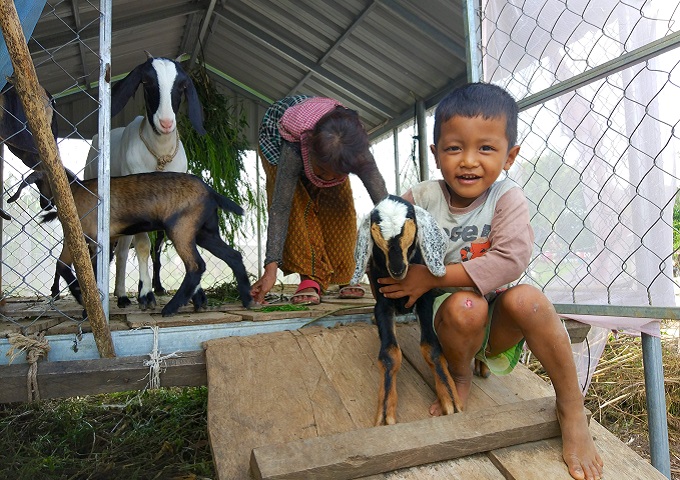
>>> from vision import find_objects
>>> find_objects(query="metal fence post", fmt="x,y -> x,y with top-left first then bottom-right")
642,332 -> 671,478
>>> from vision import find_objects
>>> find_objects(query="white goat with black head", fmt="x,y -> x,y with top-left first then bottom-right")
75,52 -> 205,309
353,194 -> 463,425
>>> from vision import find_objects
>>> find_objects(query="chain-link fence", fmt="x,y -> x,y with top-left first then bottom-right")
473,0 -> 680,314
2,1 -> 679,334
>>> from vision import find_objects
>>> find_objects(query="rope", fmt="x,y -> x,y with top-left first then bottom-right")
142,326 -> 179,390
138,117 -> 180,171
6,331 -> 50,402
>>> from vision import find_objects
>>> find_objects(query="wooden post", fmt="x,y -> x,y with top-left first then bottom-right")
0,0 -> 116,358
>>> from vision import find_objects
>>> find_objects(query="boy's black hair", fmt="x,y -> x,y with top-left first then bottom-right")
433,82 -> 519,149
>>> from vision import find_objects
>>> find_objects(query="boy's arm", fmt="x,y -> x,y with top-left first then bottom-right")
462,187 -> 534,294
378,263 -> 476,309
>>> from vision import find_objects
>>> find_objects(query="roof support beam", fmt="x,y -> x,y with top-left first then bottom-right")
31,4 -> 202,54
213,6 -> 398,118
289,0 -> 379,94
189,0 -> 218,67
70,0 -> 91,89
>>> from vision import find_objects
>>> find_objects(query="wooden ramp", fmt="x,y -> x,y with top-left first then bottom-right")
204,322 -> 664,480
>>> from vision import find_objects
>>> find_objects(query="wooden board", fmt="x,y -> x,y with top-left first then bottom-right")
249,396 -> 562,480
0,351 -> 205,402
205,322 -> 664,480
487,421 -> 665,480
125,311 -> 242,328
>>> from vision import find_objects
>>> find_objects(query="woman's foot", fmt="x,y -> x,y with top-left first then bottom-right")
338,284 -> 366,299
290,279 -> 321,305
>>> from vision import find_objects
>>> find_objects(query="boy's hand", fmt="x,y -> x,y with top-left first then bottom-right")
377,264 -> 434,309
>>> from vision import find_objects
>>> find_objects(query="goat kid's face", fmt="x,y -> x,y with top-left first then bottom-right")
371,201 -> 417,280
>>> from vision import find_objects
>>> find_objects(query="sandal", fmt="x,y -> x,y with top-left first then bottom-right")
290,279 -> 321,305
338,284 -> 366,299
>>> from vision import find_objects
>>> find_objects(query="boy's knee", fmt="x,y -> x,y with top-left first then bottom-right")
500,284 -> 557,321
437,291 -> 487,335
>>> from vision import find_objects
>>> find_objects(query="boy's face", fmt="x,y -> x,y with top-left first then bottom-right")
431,114 -> 520,208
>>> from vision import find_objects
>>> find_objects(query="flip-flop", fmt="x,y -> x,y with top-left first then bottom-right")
338,284 -> 366,299
290,279 -> 321,305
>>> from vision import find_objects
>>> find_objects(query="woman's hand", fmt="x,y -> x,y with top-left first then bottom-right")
250,262 -> 279,304
377,264 -> 435,309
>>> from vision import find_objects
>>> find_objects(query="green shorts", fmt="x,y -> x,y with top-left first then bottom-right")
432,290 -> 525,376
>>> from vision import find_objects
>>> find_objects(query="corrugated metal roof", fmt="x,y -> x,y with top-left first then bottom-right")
26,0 -> 468,145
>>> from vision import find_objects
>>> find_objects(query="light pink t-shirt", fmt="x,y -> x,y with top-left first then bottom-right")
404,179 -> 534,295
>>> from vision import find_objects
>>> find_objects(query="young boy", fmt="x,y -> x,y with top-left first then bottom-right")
377,83 -> 604,480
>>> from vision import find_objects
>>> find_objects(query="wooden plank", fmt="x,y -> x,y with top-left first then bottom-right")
298,324 -> 434,425
249,396 -> 561,480
125,311 -> 243,328
0,350 -> 205,402
204,325 -> 441,480
205,330 -> 360,480
357,453 -> 506,479
487,420 -> 666,480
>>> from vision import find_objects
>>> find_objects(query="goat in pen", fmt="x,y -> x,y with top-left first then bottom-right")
79,52 -> 206,306
352,194 -> 463,425
9,170 -> 254,317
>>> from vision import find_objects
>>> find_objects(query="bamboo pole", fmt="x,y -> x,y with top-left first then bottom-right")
0,0 -> 116,358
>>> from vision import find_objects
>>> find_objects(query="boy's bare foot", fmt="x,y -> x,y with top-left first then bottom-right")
557,401 -> 604,480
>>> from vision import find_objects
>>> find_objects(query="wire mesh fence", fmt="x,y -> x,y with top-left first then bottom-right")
472,0 -> 680,313
1,0 -> 679,341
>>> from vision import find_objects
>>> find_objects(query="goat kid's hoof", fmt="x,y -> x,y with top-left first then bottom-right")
191,289 -> 208,311
117,296 -> 132,308
160,304 -> 178,317
137,292 -> 157,310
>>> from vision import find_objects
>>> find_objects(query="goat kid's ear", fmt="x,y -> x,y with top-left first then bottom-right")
184,76 -> 206,135
414,205 -> 447,277
111,62 -> 146,117
351,214 -> 373,285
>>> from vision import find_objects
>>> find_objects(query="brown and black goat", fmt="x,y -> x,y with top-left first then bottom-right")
352,194 -> 463,425
9,170 -> 254,316
0,82 -> 60,214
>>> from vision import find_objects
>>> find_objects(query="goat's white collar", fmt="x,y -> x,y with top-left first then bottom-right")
139,117 -> 180,171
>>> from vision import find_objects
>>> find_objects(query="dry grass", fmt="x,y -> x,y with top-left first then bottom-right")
528,325 -> 680,479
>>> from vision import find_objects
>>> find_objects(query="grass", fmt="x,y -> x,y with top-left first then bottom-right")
1,326 -> 679,479
0,387 -> 213,480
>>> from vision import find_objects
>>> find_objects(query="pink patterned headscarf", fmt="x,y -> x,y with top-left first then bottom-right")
279,97 -> 349,188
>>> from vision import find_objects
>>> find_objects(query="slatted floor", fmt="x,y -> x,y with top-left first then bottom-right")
204,322 -> 665,480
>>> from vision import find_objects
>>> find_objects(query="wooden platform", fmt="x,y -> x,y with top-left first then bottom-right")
204,322 -> 665,480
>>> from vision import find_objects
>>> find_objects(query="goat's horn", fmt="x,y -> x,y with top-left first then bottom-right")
175,53 -> 187,63
144,50 -> 153,59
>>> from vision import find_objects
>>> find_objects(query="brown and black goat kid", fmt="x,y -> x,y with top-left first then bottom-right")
352,194 -> 463,425
9,171 -> 254,316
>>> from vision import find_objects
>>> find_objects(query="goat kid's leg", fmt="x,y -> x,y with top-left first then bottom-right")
196,233 -> 255,308
114,235 -> 133,307
133,232 -> 156,310
374,299 -> 402,426
191,287 -> 208,311
151,230 -> 167,295
50,267 -> 61,299
416,294 -> 463,414
161,241 -> 205,316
